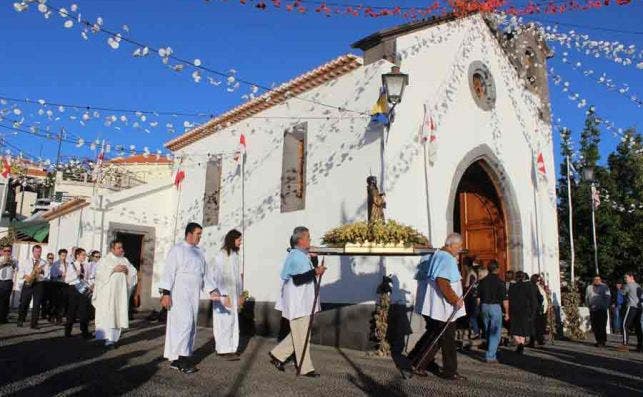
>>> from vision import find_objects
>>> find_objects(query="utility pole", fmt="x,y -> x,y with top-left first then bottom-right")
51,127 -> 64,199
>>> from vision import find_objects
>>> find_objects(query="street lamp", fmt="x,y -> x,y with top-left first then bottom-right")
582,165 -> 600,276
381,66 -> 409,107
378,67 -> 409,195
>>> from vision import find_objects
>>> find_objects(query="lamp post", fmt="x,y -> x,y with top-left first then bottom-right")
379,66 -> 409,193
582,166 -> 600,276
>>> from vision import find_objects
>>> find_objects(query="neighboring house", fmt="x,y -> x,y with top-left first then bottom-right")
53,154 -> 173,201
46,13 -> 560,350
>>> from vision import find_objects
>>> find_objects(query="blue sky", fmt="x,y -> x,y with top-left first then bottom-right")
0,1 -> 640,176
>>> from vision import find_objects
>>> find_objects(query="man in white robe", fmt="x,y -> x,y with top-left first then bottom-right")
269,226 -> 325,378
92,240 -> 137,348
159,222 -> 230,374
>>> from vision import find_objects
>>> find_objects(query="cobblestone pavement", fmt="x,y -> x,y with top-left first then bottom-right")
1,313 -> 641,397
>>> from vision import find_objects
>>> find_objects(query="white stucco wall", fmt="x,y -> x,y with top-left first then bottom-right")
48,15 -> 560,313
169,14 -> 560,307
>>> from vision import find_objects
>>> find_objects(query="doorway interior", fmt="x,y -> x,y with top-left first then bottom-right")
453,160 -> 509,276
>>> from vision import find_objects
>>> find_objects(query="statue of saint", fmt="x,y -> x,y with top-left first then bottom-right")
367,176 -> 386,223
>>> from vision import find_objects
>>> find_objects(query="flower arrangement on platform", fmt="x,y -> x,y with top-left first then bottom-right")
321,220 -> 429,247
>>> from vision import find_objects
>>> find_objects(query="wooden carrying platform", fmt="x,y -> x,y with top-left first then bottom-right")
310,244 -> 435,257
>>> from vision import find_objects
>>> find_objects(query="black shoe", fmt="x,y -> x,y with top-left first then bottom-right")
170,360 -> 182,370
427,361 -> 441,375
30,324 -> 39,330
82,332 -> 93,340
16,321 -> 23,328
269,352 -> 285,372
302,371 -> 320,378
411,366 -> 429,377
180,364 -> 198,374
439,372 -> 467,381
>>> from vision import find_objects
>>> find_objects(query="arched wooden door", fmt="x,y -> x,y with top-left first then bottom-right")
454,161 -> 508,276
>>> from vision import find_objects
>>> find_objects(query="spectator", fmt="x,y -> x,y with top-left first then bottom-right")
618,272 -> 642,352
528,274 -> 547,347
476,260 -> 508,363
611,282 -> 625,334
585,275 -> 611,347
508,271 -> 537,354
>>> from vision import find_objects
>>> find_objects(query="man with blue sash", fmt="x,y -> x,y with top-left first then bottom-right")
408,233 -> 466,381
269,226 -> 326,377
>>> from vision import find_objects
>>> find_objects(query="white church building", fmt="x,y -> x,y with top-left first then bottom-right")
47,12 -> 560,349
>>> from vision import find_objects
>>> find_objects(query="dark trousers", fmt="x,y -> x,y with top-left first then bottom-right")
18,282 -> 43,326
50,282 -> 68,320
66,286 -> 90,335
531,313 -> 546,345
41,281 -> 54,319
0,280 -> 13,322
622,306 -> 642,348
590,309 -> 608,344
408,315 -> 457,376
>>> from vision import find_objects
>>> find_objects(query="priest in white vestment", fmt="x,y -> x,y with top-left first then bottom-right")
270,226 -> 325,378
92,240 -> 138,347
209,229 -> 244,358
159,222 -> 230,374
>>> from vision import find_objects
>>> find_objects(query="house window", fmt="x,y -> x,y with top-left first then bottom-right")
202,158 -> 222,226
280,123 -> 307,212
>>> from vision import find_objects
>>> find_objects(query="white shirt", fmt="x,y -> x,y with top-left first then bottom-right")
17,257 -> 49,283
0,256 -> 17,281
85,261 -> 98,287
63,261 -> 87,285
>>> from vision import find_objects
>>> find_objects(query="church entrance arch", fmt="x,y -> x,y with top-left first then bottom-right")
453,160 -> 509,276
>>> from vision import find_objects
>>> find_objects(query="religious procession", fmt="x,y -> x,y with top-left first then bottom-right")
1,1 -> 642,396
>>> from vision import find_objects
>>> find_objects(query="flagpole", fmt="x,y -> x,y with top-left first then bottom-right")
532,149 -> 543,275
241,151 -> 246,291
566,156 -> 575,287
590,184 -> 599,275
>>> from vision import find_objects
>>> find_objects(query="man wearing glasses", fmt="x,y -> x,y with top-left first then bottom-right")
0,245 -> 17,324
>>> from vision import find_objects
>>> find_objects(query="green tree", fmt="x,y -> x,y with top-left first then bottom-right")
606,129 -> 642,277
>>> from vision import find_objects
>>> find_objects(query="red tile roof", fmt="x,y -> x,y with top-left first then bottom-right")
164,54 -> 363,151
108,155 -> 171,165
41,198 -> 90,221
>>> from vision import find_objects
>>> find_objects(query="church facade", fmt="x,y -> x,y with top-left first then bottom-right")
49,13 -> 560,350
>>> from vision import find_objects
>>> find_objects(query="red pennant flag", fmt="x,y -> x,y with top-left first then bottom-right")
234,134 -> 247,162
536,152 -> 546,178
1,158 -> 10,179
174,170 -> 185,189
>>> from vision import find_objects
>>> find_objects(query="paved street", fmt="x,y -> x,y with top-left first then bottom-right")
1,313 -> 641,397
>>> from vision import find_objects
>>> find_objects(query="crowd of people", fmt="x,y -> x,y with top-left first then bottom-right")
585,272 -> 643,352
1,224 -> 641,381
0,241 -> 138,347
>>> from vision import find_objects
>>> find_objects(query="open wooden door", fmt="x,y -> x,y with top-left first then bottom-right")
454,161 -> 508,276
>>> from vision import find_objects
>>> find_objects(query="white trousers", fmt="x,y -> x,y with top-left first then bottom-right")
270,315 -> 314,374
96,327 -> 122,343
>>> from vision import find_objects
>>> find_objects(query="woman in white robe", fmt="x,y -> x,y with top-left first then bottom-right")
209,229 -> 243,357
92,240 -> 137,347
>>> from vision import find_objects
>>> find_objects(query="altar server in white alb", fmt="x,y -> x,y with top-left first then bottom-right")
269,226 -> 326,378
92,240 -> 137,348
160,222 -> 231,374
209,229 -> 244,359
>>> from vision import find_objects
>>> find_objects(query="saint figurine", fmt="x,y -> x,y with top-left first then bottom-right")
367,176 -> 386,223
